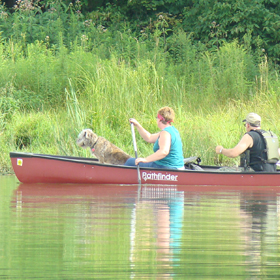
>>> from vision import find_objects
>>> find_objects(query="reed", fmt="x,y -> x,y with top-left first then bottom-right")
0,39 -> 279,172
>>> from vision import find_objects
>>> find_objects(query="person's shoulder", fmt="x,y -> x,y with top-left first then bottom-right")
246,130 -> 263,143
163,126 -> 179,135
246,130 -> 259,135
164,125 -> 178,131
247,130 -> 263,137
163,126 -> 171,131
241,132 -> 254,143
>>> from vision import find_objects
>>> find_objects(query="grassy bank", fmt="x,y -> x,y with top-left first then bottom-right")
0,39 -> 279,173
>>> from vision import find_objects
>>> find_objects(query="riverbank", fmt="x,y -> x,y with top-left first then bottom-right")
1,41 -> 279,174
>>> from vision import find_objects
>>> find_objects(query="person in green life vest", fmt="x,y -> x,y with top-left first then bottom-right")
125,106 -> 184,170
216,113 -> 279,172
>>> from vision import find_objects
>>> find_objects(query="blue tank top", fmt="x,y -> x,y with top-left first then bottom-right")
153,126 -> 184,168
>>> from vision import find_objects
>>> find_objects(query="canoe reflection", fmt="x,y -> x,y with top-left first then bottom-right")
14,183 -> 139,205
14,183 -> 280,201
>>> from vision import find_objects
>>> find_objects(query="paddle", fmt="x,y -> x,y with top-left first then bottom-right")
130,122 -> 141,185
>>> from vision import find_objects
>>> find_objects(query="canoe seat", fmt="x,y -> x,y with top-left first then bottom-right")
184,156 -> 203,171
184,156 -> 199,164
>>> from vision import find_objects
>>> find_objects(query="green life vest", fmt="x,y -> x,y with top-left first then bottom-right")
256,130 -> 279,163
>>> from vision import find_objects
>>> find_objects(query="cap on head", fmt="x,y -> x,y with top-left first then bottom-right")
243,113 -> 261,127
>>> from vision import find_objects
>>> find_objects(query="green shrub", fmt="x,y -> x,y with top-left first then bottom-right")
7,112 -> 55,150
0,83 -> 19,129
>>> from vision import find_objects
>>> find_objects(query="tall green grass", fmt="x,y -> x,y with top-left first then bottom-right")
0,38 -> 279,172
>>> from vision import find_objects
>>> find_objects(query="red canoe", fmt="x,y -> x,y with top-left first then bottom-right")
10,152 -> 280,186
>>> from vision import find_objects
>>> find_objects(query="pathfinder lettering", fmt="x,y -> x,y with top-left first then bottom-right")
142,172 -> 178,182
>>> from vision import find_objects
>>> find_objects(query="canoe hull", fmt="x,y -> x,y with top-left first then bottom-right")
10,152 -> 280,186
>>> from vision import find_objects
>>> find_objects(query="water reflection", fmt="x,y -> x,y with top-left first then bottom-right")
240,192 -> 279,278
4,182 -> 280,279
130,187 -> 184,278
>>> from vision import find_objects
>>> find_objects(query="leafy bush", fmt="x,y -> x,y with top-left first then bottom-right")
8,112 -> 54,150
0,83 -> 19,129
182,0 -> 280,61
0,97 -> 19,128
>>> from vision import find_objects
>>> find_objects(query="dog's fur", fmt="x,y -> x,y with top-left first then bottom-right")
77,129 -> 131,165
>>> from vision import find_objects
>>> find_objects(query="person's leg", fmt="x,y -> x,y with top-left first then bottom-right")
125,159 -> 177,169
141,162 -> 177,169
125,159 -> 158,168
124,158 -> 136,166
138,162 -> 157,168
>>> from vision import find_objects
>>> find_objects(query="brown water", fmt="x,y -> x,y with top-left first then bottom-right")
1,175 -> 280,279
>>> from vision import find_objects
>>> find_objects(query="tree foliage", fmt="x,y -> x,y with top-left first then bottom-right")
182,0 -> 280,59
1,0 -> 280,60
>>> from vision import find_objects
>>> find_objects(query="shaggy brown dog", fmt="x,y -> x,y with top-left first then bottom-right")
77,129 -> 131,165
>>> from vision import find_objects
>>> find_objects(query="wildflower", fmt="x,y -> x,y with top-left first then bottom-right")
98,25 -> 107,33
83,20 -> 93,27
81,34 -> 88,42
15,0 -> 35,11
48,7 -> 56,13
0,11 -> 8,19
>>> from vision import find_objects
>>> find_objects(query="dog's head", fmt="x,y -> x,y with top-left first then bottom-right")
76,129 -> 98,148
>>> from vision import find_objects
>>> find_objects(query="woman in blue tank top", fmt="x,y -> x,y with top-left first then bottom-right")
124,107 -> 184,169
